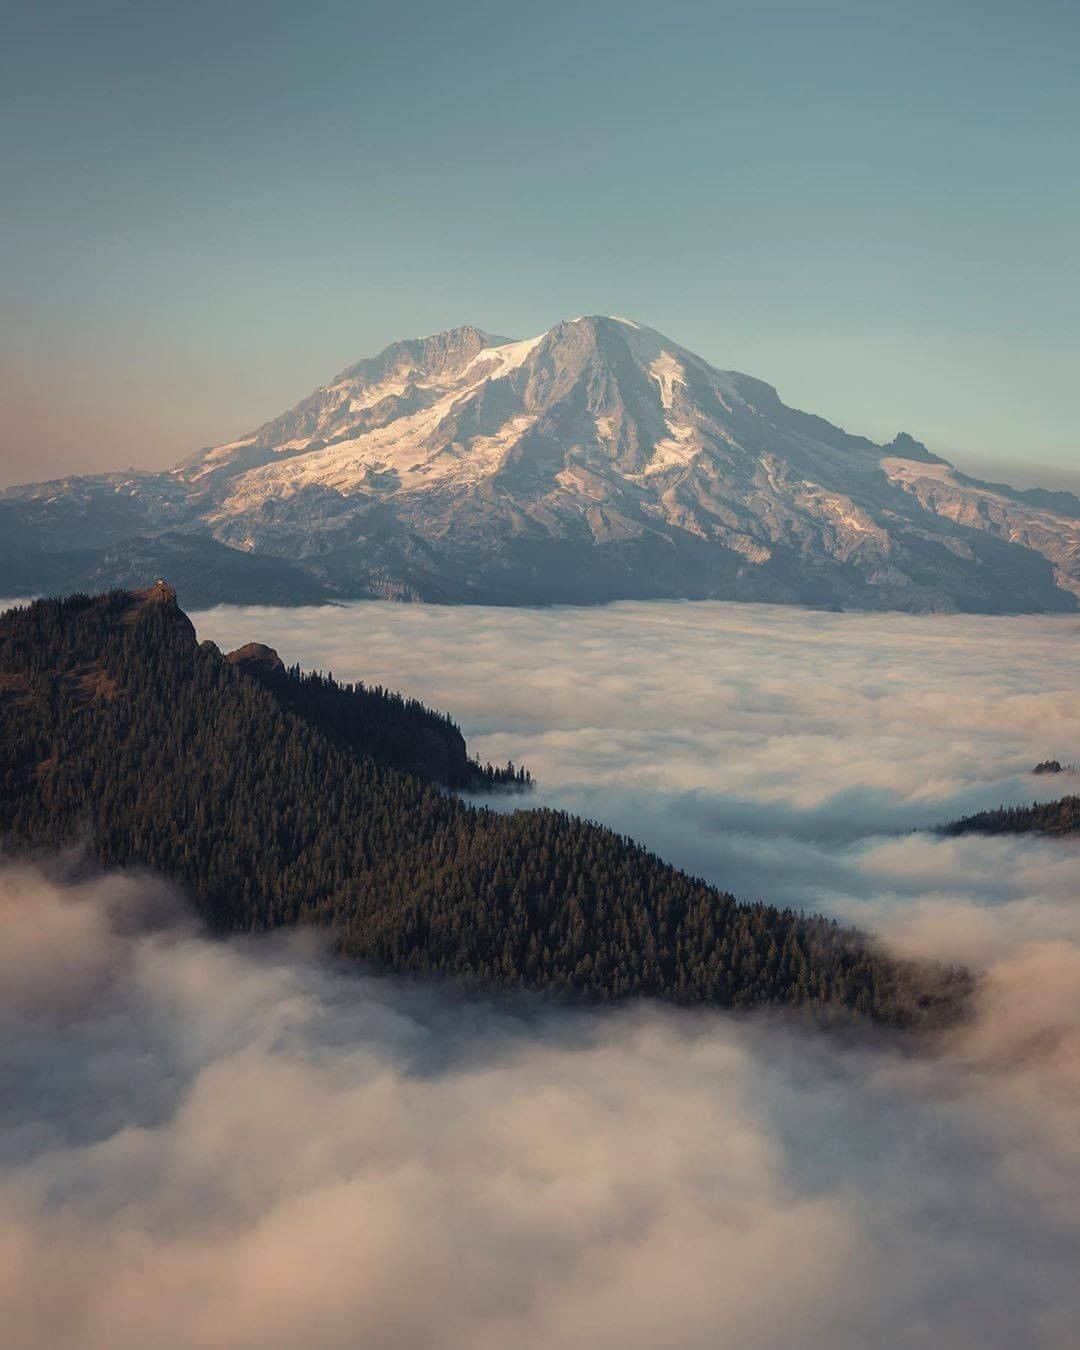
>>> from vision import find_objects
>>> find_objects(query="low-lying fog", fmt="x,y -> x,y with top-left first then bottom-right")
197,599 -> 1080,968
3,599 -> 1078,1347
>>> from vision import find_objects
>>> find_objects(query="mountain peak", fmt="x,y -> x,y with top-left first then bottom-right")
544,313 -> 656,344
136,579 -> 178,606
330,324 -> 512,390
561,313 -> 644,329
412,322 -> 509,355
5,318 -> 1078,613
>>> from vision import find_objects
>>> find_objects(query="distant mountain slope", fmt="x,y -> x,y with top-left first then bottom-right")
0,586 -> 967,1025
4,317 -> 1077,611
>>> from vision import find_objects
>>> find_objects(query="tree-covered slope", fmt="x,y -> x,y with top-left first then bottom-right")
0,585 -> 969,1026
942,797 -> 1080,837
223,640 -> 530,791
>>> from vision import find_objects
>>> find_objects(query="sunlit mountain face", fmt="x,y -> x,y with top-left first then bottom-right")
3,316 -> 1078,610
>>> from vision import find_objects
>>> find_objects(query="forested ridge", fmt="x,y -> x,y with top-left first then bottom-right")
942,797 -> 1080,837
0,586 -> 969,1026
224,640 -> 531,791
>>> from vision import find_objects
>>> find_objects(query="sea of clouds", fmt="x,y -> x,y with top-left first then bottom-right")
196,599 -> 1080,966
3,598 -> 1078,1347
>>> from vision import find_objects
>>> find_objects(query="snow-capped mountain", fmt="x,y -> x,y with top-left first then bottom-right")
3,316 -> 1078,610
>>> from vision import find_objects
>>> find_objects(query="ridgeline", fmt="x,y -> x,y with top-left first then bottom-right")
942,797 -> 1080,837
0,585 -> 969,1027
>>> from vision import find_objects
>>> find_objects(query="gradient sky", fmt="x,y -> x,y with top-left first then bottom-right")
2,0 -> 1077,489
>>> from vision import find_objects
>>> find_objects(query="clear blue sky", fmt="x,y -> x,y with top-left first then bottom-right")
2,0 -> 1077,488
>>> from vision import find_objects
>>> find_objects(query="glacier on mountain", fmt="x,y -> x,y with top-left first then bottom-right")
2,316 -> 1077,611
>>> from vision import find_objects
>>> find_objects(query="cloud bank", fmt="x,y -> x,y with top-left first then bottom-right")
194,599 -> 1080,963
2,859 -> 1077,1350
3,597 -> 1077,1346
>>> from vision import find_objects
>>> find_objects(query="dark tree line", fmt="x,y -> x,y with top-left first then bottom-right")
226,642 -> 532,791
0,587 -> 969,1027
942,797 -> 1080,837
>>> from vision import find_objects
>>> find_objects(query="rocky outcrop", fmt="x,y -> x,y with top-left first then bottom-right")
227,642 -> 286,675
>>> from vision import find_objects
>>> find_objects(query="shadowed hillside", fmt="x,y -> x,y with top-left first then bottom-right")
0,585 -> 970,1026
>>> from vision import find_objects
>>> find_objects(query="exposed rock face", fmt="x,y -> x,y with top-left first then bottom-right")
3,316 -> 1078,612
138,580 -> 178,605
226,642 -> 286,675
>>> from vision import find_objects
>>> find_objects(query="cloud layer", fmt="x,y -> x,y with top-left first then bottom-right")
2,597 -> 1077,1347
195,599 -> 1080,962
2,859 -> 1078,1350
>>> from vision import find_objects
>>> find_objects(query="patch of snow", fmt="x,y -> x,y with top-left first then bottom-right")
205,335 -> 550,512
649,352 -> 687,410
825,501 -> 872,534
631,419 -> 703,477
797,482 -> 881,540
437,415 -> 539,484
210,390 -> 541,516
462,333 -> 544,379
710,382 -> 736,414
344,377 -> 413,414
881,456 -> 1080,597
639,435 -> 700,476
186,438 -> 257,479
880,456 -> 956,485
594,416 -> 618,442
327,361 -> 416,396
